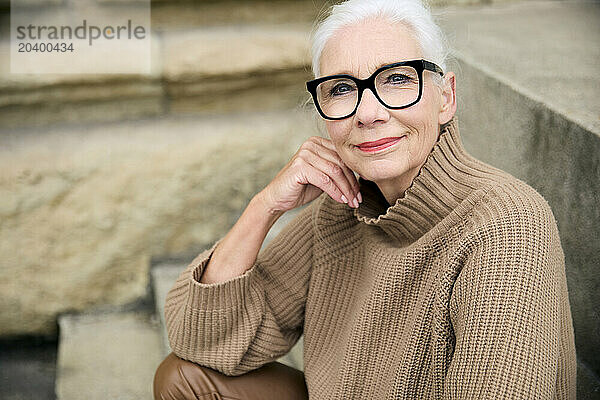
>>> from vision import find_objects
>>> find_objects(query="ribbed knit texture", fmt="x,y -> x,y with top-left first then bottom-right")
164,118 -> 576,399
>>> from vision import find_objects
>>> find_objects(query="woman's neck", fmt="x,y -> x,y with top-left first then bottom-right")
374,163 -> 423,206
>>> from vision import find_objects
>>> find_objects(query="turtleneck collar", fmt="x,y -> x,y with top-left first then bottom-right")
353,117 -> 500,245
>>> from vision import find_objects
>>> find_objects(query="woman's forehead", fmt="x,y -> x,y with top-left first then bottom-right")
319,18 -> 422,78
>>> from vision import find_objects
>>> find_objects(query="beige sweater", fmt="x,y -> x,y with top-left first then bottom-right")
164,118 -> 576,399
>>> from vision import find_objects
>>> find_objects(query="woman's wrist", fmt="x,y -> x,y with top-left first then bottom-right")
252,190 -> 285,223
199,193 -> 283,284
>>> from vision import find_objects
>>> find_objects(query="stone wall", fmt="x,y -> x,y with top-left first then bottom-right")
1,0 -> 318,338
0,109 -> 320,337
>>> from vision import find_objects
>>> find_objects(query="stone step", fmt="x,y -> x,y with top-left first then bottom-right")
0,25 -> 312,128
0,0 -> 317,129
0,0 -> 521,15
52,151 -> 310,399
151,265 -> 181,359
438,0 -> 599,137
151,204 -> 306,370
0,105 -> 317,338
56,310 -> 163,400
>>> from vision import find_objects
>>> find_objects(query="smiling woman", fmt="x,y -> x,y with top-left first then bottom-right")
153,1 -> 577,399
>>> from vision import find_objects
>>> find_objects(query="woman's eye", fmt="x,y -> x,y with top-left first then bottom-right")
387,74 -> 412,84
330,83 -> 354,96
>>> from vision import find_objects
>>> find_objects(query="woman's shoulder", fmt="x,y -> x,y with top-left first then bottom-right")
458,178 -> 566,287
470,175 -> 561,245
483,173 -> 555,216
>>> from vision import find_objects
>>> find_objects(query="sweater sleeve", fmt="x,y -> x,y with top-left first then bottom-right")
444,187 -> 576,399
163,200 -> 316,376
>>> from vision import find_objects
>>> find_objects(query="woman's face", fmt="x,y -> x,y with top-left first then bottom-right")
319,17 -> 456,193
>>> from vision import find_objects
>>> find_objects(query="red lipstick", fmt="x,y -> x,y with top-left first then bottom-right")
356,137 -> 404,153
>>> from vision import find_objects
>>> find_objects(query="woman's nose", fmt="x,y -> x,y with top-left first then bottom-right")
355,88 -> 389,126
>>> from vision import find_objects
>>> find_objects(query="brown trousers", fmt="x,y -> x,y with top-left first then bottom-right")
153,353 -> 309,400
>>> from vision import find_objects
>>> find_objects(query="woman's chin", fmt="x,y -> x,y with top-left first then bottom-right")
357,171 -> 401,184
355,160 -> 409,183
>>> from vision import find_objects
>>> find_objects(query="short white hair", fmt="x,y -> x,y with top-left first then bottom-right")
310,0 -> 449,80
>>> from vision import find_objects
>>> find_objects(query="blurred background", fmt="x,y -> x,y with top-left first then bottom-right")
0,0 -> 598,398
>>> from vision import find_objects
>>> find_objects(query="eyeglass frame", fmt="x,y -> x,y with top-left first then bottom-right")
306,59 -> 444,120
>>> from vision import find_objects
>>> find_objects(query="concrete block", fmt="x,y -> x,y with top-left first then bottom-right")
161,26 -> 310,80
0,108 -> 318,338
150,265 -> 181,357
0,30 -> 163,128
151,1 -> 320,30
168,69 -> 311,115
438,0 -> 600,135
161,26 -> 312,114
578,360 -> 600,400
56,311 -> 163,400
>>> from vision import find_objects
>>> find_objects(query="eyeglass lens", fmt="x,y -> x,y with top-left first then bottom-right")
315,65 -> 420,119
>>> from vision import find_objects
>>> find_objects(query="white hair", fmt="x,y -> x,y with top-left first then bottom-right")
310,0 -> 450,82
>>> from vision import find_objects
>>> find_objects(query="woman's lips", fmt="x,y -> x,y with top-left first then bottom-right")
356,137 -> 404,153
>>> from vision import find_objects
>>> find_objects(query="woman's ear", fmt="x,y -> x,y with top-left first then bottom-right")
438,72 -> 457,125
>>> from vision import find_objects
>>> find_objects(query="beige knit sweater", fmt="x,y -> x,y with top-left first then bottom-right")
164,118 -> 576,399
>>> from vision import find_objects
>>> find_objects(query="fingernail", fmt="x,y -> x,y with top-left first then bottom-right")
357,192 -> 363,203
353,197 -> 359,208
341,194 -> 348,204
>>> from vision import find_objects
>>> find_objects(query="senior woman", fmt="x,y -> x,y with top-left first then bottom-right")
153,0 -> 576,398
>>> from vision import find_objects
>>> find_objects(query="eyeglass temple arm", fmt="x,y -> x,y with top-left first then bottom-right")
422,60 -> 444,76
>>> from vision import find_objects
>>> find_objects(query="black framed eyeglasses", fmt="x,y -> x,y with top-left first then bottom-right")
306,59 -> 443,120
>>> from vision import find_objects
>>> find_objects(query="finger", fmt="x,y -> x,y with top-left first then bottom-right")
307,139 -> 361,202
300,148 -> 358,208
312,137 -> 360,189
313,135 -> 336,151
293,156 -> 347,205
318,146 -> 361,199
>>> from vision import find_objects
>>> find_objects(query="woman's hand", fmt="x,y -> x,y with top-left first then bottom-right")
258,136 -> 362,215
